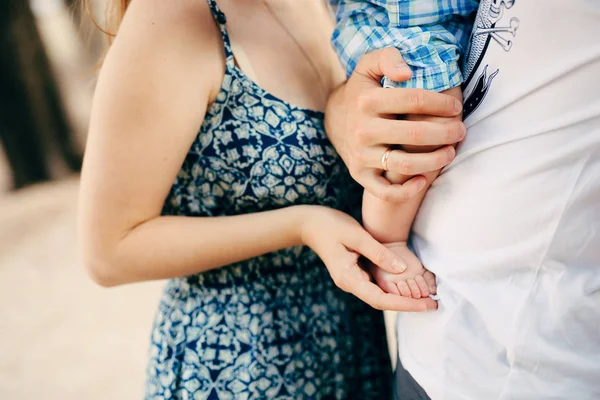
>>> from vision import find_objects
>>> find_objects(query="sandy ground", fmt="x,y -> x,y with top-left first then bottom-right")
0,177 -> 397,399
0,178 -> 164,399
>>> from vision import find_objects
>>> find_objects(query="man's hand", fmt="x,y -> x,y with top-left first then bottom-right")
325,48 -> 466,202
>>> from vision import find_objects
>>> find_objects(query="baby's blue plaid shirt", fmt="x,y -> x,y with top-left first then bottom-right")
332,0 -> 480,92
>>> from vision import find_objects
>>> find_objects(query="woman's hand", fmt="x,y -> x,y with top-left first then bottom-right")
325,48 -> 466,202
300,206 -> 438,312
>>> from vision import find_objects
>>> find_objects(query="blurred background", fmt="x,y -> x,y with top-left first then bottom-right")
0,1 -> 397,398
0,1 -> 164,398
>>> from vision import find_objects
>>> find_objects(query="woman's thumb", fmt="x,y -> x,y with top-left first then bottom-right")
353,47 -> 413,84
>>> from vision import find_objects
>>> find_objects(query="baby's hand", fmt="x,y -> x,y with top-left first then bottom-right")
370,242 -> 437,299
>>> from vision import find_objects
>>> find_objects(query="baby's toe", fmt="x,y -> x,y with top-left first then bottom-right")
380,280 -> 401,295
407,279 -> 422,299
423,270 -> 437,294
396,281 -> 412,297
415,275 -> 430,297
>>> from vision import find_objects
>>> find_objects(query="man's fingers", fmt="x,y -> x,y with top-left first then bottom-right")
366,146 -> 455,176
372,118 -> 466,146
346,230 -> 407,274
369,87 -> 463,117
355,279 -> 437,312
353,47 -> 413,84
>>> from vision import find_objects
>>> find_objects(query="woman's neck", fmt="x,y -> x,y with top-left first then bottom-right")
216,0 -> 345,112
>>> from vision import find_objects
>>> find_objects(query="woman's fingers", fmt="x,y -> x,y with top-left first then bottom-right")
327,48 -> 464,204
354,143 -> 455,202
365,146 -> 455,176
371,118 -> 466,147
352,47 -> 413,85
361,170 -> 427,203
367,87 -> 463,117
345,228 -> 407,273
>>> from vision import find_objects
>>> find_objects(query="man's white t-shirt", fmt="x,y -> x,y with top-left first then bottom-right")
398,1 -> 600,398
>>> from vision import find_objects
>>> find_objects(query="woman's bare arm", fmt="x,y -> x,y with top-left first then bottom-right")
78,0 -> 408,298
79,0 -> 303,285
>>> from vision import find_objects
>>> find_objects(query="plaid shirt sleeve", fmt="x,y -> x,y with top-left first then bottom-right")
332,0 -> 479,92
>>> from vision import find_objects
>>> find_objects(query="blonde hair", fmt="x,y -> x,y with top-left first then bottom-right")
84,0 -> 131,45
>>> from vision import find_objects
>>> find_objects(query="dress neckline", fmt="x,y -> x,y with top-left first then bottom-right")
206,0 -> 326,119
229,63 -> 325,119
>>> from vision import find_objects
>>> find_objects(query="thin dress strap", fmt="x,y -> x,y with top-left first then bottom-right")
206,0 -> 235,68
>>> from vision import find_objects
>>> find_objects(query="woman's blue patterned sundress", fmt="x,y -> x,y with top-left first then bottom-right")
144,1 -> 392,398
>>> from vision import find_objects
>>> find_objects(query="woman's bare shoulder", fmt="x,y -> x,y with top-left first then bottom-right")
119,0 -> 217,36
111,0 -> 224,96
126,0 -> 215,32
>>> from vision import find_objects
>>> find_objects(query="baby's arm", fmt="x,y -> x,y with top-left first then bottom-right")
363,86 -> 463,244
363,87 -> 462,298
332,0 -> 478,91
333,1 -> 477,297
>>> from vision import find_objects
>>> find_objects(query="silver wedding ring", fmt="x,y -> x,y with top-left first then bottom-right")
381,148 -> 392,171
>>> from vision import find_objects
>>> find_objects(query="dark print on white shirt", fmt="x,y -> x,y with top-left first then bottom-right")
463,0 -> 520,119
